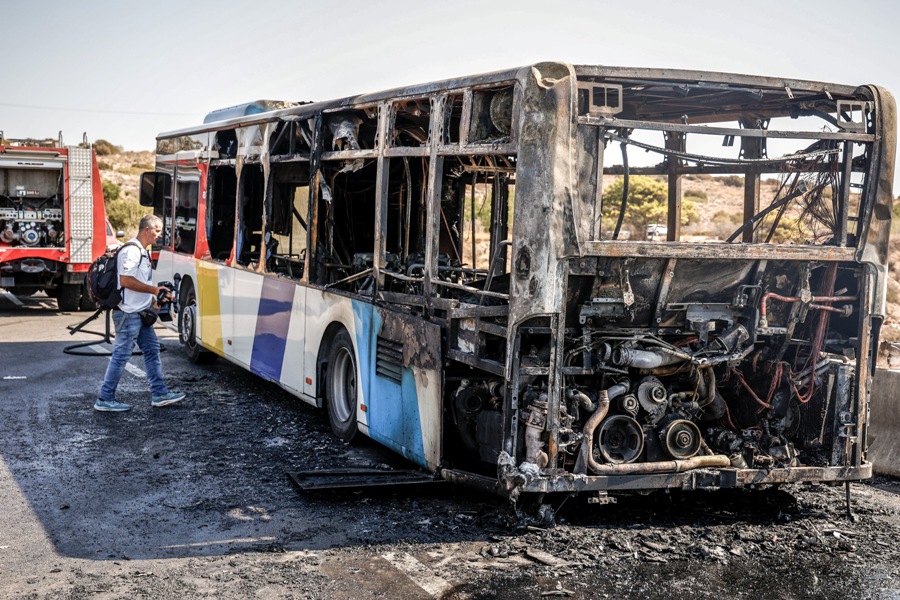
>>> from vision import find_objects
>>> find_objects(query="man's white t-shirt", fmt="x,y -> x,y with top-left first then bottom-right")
117,239 -> 153,313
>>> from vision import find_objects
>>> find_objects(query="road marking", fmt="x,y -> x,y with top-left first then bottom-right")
1,292 -> 23,306
90,344 -> 147,379
381,552 -> 453,598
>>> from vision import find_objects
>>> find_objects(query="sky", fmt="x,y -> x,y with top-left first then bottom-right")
3,0 -> 899,188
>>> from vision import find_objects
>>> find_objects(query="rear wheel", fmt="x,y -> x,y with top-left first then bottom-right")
325,329 -> 359,442
179,285 -> 216,364
58,284 -> 82,311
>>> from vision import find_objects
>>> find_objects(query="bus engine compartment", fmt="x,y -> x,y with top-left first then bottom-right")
557,256 -> 861,478
449,254 -> 871,496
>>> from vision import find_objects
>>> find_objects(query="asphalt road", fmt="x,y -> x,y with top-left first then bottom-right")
2,291 -> 900,600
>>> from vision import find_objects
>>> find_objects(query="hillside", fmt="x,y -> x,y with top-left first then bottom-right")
97,149 -> 155,239
98,150 -> 155,199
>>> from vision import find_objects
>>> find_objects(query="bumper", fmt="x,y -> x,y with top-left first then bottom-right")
441,463 -> 872,497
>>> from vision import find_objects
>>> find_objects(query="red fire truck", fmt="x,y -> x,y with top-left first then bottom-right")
0,133 -> 114,310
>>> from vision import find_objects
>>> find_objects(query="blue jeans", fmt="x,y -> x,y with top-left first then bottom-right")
99,311 -> 169,402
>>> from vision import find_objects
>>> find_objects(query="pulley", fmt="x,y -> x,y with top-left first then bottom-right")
596,415 -> 644,464
659,419 -> 702,460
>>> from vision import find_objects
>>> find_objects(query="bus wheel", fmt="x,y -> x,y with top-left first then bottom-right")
325,330 -> 359,442
58,284 -> 82,311
179,285 -> 216,365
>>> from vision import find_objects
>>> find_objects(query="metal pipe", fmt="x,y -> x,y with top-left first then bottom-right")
759,292 -> 857,326
567,388 -> 595,413
613,346 -> 689,369
588,453 -> 730,475
578,382 -> 629,472
699,366 -> 716,408
579,382 -> 729,475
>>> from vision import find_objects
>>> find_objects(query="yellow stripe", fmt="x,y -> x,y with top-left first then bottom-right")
196,261 -> 225,355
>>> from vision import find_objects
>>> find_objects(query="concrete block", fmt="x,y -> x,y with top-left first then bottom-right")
869,369 -> 900,478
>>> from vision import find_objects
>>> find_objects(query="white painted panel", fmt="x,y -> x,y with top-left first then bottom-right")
230,268 -> 264,367
279,285 -> 307,395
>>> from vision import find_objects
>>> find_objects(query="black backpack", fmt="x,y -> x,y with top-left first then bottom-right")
86,241 -> 143,310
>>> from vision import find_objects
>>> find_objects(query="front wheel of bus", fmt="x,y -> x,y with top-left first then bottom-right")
325,330 -> 359,442
179,285 -> 216,365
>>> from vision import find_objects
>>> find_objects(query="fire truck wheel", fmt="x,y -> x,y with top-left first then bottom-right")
58,284 -> 82,312
325,329 -> 359,442
179,285 -> 217,365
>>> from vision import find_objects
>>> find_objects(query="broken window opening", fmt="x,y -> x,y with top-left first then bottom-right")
469,86 -> 514,144
174,168 -> 199,255
313,159 -> 377,293
577,74 -> 876,247
468,86 -> 514,144
207,166 -> 237,262
382,156 -> 429,283
443,94 -> 465,145
214,130 -> 238,159
236,165 -> 265,268
592,129 -> 870,245
377,156 -> 433,298
269,118 -> 313,158
323,109 -> 377,152
433,156 -> 515,302
391,98 -> 431,147
264,162 -> 309,280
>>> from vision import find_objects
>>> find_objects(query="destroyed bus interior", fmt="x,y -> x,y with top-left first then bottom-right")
149,63 -> 893,501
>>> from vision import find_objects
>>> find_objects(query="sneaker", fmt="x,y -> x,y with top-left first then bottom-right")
94,399 -> 132,412
151,391 -> 186,407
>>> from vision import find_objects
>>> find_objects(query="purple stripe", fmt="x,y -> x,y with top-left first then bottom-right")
250,277 -> 295,381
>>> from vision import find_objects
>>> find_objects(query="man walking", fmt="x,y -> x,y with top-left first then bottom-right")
95,214 -> 185,412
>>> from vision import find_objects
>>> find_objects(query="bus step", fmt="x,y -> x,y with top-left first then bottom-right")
288,468 -> 444,491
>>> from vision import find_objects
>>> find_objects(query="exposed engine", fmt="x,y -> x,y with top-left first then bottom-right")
451,257 -> 861,485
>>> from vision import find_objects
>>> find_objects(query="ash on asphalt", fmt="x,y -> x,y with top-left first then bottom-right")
2,309 -> 900,598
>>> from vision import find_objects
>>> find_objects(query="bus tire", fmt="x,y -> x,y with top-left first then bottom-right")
325,329 -> 359,442
58,284 -> 82,311
179,284 -> 216,365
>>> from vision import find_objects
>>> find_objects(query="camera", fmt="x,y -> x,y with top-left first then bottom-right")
156,280 -> 175,322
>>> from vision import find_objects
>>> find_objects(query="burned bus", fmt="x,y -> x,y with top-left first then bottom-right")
140,62 -> 894,503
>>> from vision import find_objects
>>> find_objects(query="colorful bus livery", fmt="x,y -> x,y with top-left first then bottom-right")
141,62 -> 894,502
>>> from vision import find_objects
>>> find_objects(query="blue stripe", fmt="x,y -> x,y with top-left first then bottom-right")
250,277 -> 295,381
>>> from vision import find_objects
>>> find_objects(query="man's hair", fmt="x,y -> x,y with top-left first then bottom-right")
139,214 -> 162,231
